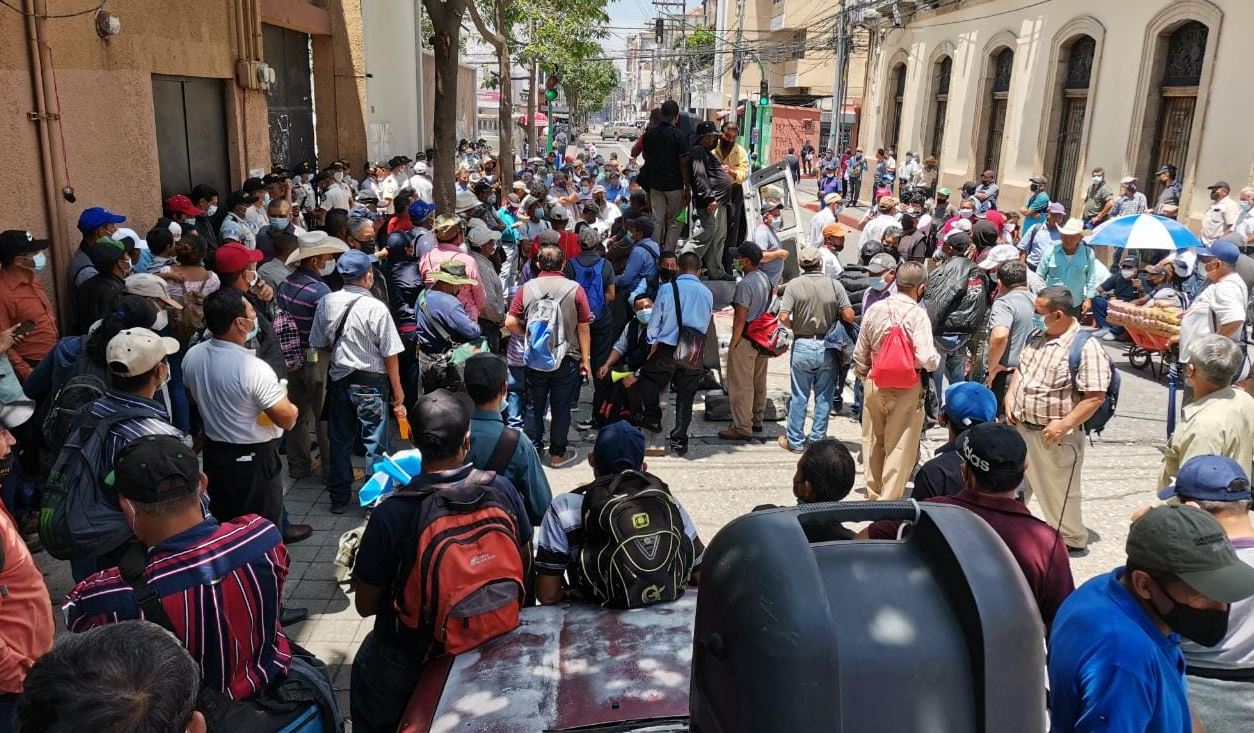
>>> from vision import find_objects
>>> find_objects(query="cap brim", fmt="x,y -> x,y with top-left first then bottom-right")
160,296 -> 184,310
159,336 -> 181,355
433,274 -> 479,286
1156,484 -> 1180,501
107,213 -> 126,224
1179,561 -> 1254,604
286,243 -> 348,266
0,401 -> 34,430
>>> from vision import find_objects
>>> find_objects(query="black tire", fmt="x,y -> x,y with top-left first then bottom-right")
1128,348 -> 1151,371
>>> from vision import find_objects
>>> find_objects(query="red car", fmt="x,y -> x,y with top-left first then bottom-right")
399,594 -> 696,732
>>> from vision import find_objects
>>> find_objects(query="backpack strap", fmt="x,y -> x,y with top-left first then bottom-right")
118,543 -> 178,632
485,428 -> 520,475
670,279 -> 684,333
329,295 -> 366,355
417,290 -> 453,345
1067,329 -> 1093,390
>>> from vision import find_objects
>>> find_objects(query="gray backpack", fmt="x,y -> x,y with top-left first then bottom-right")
523,279 -> 575,372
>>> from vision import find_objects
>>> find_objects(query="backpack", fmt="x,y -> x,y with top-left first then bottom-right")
1067,330 -> 1119,436
577,470 -> 695,609
570,257 -> 608,318
523,279 -> 576,372
744,311 -> 793,357
869,314 -> 920,389
40,360 -> 109,450
392,470 -> 525,658
39,408 -> 149,561
170,275 -> 211,343
634,241 -> 662,298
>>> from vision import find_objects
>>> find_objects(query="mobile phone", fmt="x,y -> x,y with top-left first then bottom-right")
12,320 -> 35,338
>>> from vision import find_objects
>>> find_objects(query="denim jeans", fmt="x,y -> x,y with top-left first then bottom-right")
785,339 -> 837,449
1090,296 -> 1126,337
327,374 -> 391,506
350,631 -> 426,733
931,347 -> 967,402
505,365 -> 527,429
525,358 -> 581,457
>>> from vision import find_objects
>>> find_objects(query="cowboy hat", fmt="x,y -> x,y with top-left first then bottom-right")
285,230 -> 350,266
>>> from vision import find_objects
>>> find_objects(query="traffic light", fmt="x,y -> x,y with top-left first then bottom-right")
544,73 -> 560,103
655,18 -> 664,45
759,80 -> 769,106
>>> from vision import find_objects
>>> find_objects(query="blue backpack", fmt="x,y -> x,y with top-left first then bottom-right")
1067,330 -> 1119,437
570,257 -> 608,318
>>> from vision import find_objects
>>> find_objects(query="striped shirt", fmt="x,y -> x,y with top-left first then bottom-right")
1010,321 -> 1110,425
309,285 -> 405,381
90,391 -> 184,466
277,270 -> 331,349
64,515 -> 293,701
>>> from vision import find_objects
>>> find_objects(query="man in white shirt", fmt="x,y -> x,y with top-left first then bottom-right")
1177,241 -> 1248,381
183,288 -> 301,535
1202,181 -> 1242,244
310,250 -> 406,513
317,171 -> 352,212
819,222 -> 846,280
407,161 -> 435,204
860,197 -> 900,253
809,192 -> 842,247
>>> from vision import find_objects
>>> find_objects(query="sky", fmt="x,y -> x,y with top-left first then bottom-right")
604,0 -> 665,55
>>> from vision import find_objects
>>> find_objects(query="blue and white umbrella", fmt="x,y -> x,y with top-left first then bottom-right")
1087,213 -> 1200,251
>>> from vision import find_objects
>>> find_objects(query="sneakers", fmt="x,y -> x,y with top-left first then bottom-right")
549,451 -> 580,468
1101,332 -> 1119,342
575,418 -> 594,431
669,438 -> 689,456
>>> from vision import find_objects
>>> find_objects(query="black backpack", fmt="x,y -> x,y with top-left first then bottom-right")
577,470 -> 694,609
1068,330 -> 1120,437
41,361 -> 109,450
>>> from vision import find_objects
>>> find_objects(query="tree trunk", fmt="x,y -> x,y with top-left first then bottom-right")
526,54 -> 538,157
423,0 -> 466,213
467,0 -> 513,191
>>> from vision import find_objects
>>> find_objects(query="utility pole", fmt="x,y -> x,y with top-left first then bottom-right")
728,0 -> 744,123
414,0 -> 426,149
825,0 -> 847,154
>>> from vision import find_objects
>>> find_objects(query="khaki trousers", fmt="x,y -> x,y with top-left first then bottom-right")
1017,424 -> 1087,548
861,380 -> 924,500
285,357 -> 331,479
727,339 -> 769,433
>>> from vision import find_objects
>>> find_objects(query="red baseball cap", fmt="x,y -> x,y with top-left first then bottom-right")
214,242 -> 264,273
164,194 -> 203,217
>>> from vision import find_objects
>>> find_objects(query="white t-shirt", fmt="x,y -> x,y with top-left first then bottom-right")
1180,272 -> 1248,363
408,175 -> 434,204
321,184 -> 352,212
820,247 -> 844,280
183,339 -> 286,444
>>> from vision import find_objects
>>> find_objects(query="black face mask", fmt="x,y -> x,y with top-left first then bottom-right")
659,269 -> 677,282
1155,580 -> 1230,647
718,138 -> 734,153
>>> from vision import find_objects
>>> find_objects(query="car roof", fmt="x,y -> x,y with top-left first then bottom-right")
402,594 -> 696,732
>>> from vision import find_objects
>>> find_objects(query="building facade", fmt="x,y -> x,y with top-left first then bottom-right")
857,0 -> 1249,229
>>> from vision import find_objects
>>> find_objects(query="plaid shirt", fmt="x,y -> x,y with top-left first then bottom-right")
1010,321 -> 1110,425
64,515 -> 293,701
277,270 -> 331,349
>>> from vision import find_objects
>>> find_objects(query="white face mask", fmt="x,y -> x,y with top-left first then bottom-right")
1091,176 -> 1103,186
205,205 -> 218,217
31,252 -> 47,272
333,172 -> 345,183
152,309 -> 169,332
319,259 -> 336,277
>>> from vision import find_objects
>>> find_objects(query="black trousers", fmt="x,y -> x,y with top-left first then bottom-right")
723,184 -> 747,274
635,344 -> 704,443
589,315 -> 617,426
202,438 -> 284,526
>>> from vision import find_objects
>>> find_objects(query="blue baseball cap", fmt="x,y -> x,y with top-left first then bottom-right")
336,249 -> 376,279
1196,240 -> 1240,266
1159,455 -> 1253,502
77,206 -> 126,233
592,420 -> 645,473
942,382 -> 997,427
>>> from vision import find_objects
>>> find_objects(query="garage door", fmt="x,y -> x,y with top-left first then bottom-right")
152,75 -> 230,198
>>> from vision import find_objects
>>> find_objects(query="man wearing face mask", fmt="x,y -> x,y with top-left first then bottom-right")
1091,256 -> 1144,342
753,202 -> 791,287
1048,504 -> 1254,733
0,230 -> 57,381
1153,164 -> 1182,218
216,242 -> 287,379
1112,176 -> 1149,217
219,190 -> 259,252
973,170 -> 999,214
1020,175 -> 1050,235
1176,241 -> 1248,390
1019,202 -> 1065,271
76,238 -> 134,335
1081,168 -> 1115,228
241,177 -> 269,234
1201,181 -> 1240,245
255,197 -> 303,263
685,121 -> 733,280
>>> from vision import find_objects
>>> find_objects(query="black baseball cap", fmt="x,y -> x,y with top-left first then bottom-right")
462,353 -> 508,403
410,388 -> 473,450
955,423 -> 1026,482
592,420 -> 645,473
107,435 -> 200,504
1127,504 -> 1254,603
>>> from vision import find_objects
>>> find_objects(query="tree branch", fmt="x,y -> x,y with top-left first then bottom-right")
466,1 -> 501,46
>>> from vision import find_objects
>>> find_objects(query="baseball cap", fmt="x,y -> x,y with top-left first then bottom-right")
1120,176 -> 1137,185
1029,175 -> 1047,185
823,192 -> 843,206
1196,240 -> 1240,266
944,231 -> 972,249
936,187 -> 951,198
549,207 -> 571,222
866,253 -> 896,275
462,353 -> 508,400
413,161 -> 430,175
1145,263 -> 1168,276
592,420 -> 646,473
1159,455 -> 1253,502
164,194 -> 203,218
536,229 -> 562,248
467,226 -> 502,248
1047,202 -> 1067,215
760,201 -> 783,216
0,230 -> 45,258
695,120 -> 718,137
1207,180 -> 1231,190
125,273 -> 183,310
87,238 -> 127,270
433,214 -> 463,241
797,246 -> 822,268
77,206 -> 126,233
107,435 -> 200,504
626,217 -> 654,237
431,260 -> 478,287
942,382 -> 998,427
1155,164 -> 1177,176
410,388 -> 473,449
214,242 -> 264,273
877,196 -> 898,212
1126,504 -> 1254,603
955,423 -> 1027,482
978,244 -> 1020,271
822,222 -> 846,239
106,327 -> 179,378
336,249 -> 376,279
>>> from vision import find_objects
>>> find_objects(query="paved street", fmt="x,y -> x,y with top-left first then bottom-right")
31,142 -> 1180,725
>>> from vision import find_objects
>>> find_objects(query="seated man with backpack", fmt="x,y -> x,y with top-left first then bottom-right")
64,435 -> 340,731
463,353 -> 553,526
534,420 -> 703,607
350,389 -> 531,733
42,327 -> 184,581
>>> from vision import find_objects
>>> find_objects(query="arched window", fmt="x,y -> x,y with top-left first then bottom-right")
926,56 -> 951,159
981,48 -> 1014,176
884,63 -> 907,152
1147,21 -> 1208,200
1049,36 -> 1096,207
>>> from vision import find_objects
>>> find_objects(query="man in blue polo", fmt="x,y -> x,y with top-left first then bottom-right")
1048,504 -> 1254,732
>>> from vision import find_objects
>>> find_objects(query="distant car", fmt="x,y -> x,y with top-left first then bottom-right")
398,595 -> 695,732
602,121 -> 641,141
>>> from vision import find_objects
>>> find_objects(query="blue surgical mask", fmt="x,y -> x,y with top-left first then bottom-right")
269,217 -> 289,230
635,308 -> 652,324
31,252 -> 46,272
245,317 -> 259,342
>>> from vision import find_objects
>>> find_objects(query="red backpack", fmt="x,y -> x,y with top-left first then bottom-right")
392,470 -> 525,657
869,316 -> 920,389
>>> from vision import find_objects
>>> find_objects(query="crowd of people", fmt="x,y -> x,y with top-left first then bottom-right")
0,108 -> 1251,733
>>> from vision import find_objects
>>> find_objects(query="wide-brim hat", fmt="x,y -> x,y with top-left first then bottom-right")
286,230 -> 350,266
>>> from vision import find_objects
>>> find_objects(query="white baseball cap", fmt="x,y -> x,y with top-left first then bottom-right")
978,244 -> 1020,271
106,328 -> 179,378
